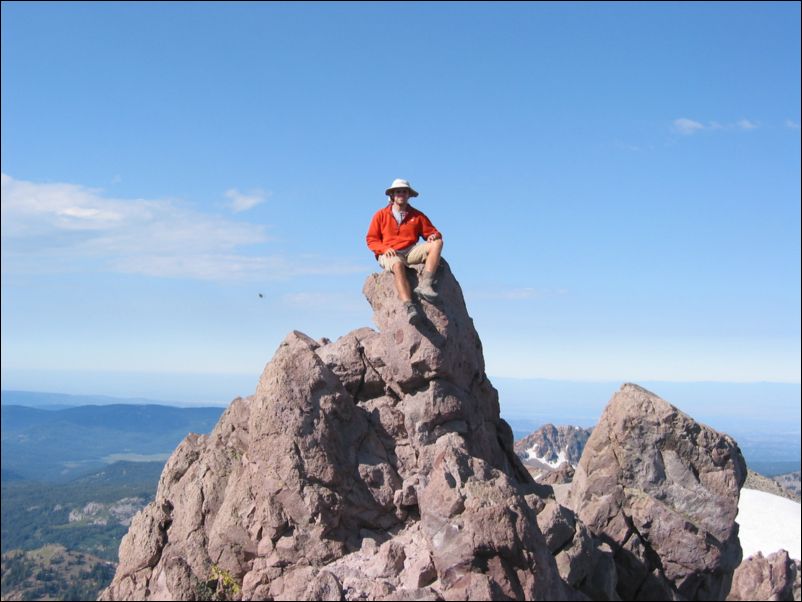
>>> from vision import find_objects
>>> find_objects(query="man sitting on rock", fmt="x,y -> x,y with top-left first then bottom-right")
366,178 -> 444,324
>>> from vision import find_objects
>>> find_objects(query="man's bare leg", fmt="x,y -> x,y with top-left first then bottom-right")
424,238 -> 443,274
392,262 -> 413,303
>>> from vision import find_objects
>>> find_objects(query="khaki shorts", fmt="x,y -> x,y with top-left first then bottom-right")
377,242 -> 433,272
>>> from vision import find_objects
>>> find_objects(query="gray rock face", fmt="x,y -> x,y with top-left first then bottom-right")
745,469 -> 801,503
99,262 -> 574,601
539,463 -> 576,486
515,424 -> 592,482
535,498 -> 620,601
727,550 -> 801,601
515,424 -> 592,469
772,471 -> 801,502
568,384 -> 747,601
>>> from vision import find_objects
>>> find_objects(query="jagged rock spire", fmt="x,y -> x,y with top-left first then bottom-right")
99,265 -> 750,602
100,262 -> 573,600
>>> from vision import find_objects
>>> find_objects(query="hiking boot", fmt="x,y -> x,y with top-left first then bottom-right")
404,301 -> 421,325
414,271 -> 438,302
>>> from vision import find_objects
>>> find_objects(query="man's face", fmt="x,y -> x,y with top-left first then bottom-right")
392,189 -> 410,206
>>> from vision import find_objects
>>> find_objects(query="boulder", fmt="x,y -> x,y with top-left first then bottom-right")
569,384 -> 747,601
727,550 -> 801,601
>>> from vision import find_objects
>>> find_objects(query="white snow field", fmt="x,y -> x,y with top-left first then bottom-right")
737,488 -> 801,560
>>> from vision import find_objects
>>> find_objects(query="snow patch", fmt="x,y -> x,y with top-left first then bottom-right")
737,488 -> 801,560
527,446 -> 568,469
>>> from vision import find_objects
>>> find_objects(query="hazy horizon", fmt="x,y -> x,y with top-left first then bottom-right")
3,377 -> 799,474
3,373 -> 799,443
3,369 -> 800,404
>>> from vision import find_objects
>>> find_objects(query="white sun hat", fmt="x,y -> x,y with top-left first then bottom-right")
385,178 -> 419,198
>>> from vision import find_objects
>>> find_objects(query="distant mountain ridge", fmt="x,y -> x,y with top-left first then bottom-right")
514,424 -> 592,475
0,389 -> 227,409
1,403 -> 224,482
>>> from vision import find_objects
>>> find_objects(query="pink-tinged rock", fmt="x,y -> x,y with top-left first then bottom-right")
401,548 -> 437,590
361,262 -> 489,395
539,463 -> 576,485
727,550 -> 801,601
569,383 -> 747,601
99,261 -> 757,602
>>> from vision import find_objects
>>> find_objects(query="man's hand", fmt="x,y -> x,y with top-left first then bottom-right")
426,233 -> 441,242
383,248 -> 398,258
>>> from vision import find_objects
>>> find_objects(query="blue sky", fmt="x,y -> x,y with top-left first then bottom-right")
2,2 -> 800,402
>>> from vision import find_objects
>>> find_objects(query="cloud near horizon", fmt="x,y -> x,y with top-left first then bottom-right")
673,117 -> 759,135
0,173 -> 362,281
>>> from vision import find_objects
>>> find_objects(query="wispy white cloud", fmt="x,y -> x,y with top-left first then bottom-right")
673,118 -> 705,135
1,173 -> 362,281
225,188 -> 268,213
786,119 -> 801,130
673,117 -> 760,135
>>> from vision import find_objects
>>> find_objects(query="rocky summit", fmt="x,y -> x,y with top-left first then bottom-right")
100,263 -> 757,601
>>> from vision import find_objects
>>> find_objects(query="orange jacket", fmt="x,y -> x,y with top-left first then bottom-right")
366,204 -> 441,257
